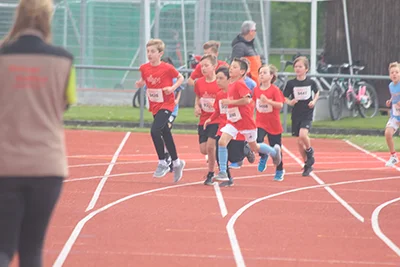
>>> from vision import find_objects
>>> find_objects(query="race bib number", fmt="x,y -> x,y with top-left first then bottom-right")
256,99 -> 273,113
200,97 -> 215,112
293,86 -> 311,100
392,105 -> 400,116
219,100 -> 228,114
227,107 -> 242,122
147,88 -> 164,103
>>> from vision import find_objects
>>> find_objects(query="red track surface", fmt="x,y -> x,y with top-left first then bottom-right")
12,130 -> 400,267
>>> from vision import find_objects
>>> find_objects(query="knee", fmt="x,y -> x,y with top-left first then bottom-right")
207,141 -> 216,154
218,139 -> 227,147
385,128 -> 394,138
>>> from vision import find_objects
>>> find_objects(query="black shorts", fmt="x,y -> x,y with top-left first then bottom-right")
291,119 -> 312,137
198,123 -> 219,144
215,136 -> 245,163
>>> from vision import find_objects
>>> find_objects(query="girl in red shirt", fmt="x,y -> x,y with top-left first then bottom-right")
194,55 -> 221,182
213,58 -> 282,182
253,64 -> 285,181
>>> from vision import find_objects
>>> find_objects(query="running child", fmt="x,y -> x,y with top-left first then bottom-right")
384,61 -> 400,167
253,64 -> 285,181
135,39 -> 185,182
194,54 -> 221,182
187,40 -> 229,86
204,66 -> 248,186
283,56 -> 319,176
213,58 -> 282,181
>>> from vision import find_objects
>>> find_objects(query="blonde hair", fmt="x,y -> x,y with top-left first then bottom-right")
293,56 -> 309,70
146,39 -> 165,53
203,40 -> 221,54
389,61 -> 400,72
2,0 -> 54,45
258,64 -> 278,83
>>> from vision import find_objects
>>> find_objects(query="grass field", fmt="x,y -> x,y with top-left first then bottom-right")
64,105 -> 398,153
64,105 -> 389,130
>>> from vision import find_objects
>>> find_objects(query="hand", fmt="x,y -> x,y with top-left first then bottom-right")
163,86 -> 174,95
308,100 -> 316,108
386,99 -> 392,107
260,94 -> 270,104
289,99 -> 298,106
194,106 -> 202,117
221,99 -> 231,105
135,79 -> 145,88
174,99 -> 179,105
203,118 -> 211,130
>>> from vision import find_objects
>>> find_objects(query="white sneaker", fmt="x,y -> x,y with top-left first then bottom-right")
385,155 -> 399,167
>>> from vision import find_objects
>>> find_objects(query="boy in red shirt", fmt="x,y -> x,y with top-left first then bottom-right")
136,39 -> 185,182
194,55 -> 221,183
253,64 -> 285,181
213,58 -> 282,181
187,40 -> 228,86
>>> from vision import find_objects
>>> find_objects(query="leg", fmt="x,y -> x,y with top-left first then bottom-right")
267,133 -> 285,181
214,131 -> 234,181
385,118 -> 399,167
244,130 -> 281,167
18,177 -> 63,267
256,128 -> 269,172
0,179 -> 24,267
198,125 -> 208,156
151,110 -> 173,178
162,124 -> 185,182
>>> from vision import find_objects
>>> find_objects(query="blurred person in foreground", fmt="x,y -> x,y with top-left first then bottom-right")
0,0 -> 76,266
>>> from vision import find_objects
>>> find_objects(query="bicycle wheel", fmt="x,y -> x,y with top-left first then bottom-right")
132,88 -> 147,108
329,84 -> 343,120
357,82 -> 379,118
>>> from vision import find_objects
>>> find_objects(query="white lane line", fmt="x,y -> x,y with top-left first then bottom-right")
282,145 -> 364,222
371,197 -> 400,257
213,183 -> 228,217
226,175 -> 400,267
344,140 -> 400,172
85,132 -> 131,212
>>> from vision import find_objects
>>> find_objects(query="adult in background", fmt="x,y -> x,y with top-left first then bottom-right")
0,0 -> 77,266
231,20 -> 263,83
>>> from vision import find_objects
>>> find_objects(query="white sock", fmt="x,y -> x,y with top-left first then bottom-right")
159,159 -> 168,166
173,159 -> 180,167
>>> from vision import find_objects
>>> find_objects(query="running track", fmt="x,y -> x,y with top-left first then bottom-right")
11,130 -> 400,266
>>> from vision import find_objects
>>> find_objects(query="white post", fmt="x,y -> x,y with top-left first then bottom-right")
154,0 -> 161,38
342,0 -> 353,75
310,0 -> 318,75
63,4 -> 68,47
260,0 -> 270,64
139,0 -> 151,128
181,0 -> 188,67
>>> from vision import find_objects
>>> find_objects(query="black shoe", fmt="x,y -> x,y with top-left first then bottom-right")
220,178 -> 234,187
302,164 -> 313,176
244,143 -> 255,164
203,172 -> 215,185
305,148 -> 315,166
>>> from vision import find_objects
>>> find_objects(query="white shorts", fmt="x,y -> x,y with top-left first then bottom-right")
386,117 -> 400,131
221,123 -> 257,143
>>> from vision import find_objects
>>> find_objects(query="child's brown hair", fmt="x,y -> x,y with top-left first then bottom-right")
146,39 -> 165,52
258,64 -> 278,84
293,56 -> 309,70
200,54 -> 217,66
203,40 -> 221,54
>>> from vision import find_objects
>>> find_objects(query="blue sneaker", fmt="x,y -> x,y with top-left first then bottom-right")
229,161 -> 243,169
258,155 -> 268,172
273,170 -> 285,181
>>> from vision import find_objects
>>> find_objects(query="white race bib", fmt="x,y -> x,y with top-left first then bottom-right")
256,99 -> 273,113
227,107 -> 242,122
147,88 -> 164,103
200,97 -> 215,112
393,105 -> 400,116
293,86 -> 311,100
219,100 -> 228,114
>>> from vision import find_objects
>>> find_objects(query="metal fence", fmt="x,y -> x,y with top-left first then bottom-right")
1,0 -> 327,90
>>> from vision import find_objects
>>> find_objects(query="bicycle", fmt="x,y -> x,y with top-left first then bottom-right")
328,63 -> 378,120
